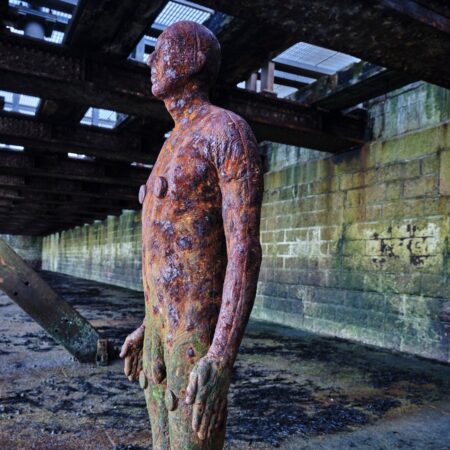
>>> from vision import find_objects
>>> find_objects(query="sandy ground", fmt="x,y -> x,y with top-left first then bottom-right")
0,271 -> 449,449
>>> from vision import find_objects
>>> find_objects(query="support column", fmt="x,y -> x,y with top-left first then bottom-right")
0,238 -> 100,362
261,61 -> 276,96
245,72 -> 258,92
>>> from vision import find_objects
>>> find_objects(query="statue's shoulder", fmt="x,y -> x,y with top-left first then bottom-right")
205,106 -> 255,143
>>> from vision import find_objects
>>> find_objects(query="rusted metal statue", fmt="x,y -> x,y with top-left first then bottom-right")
120,20 -> 263,449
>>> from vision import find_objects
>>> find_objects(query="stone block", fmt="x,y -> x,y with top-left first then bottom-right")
403,175 -> 437,198
440,148 -> 450,195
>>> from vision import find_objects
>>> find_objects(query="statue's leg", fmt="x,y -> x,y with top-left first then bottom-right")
165,331 -> 228,450
142,323 -> 170,449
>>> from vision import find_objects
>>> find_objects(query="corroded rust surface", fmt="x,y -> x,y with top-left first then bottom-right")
120,21 -> 263,449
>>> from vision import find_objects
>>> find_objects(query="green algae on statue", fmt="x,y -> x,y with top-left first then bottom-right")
120,20 -> 263,449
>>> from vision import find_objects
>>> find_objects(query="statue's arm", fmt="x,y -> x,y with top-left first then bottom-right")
185,116 -> 263,439
207,132 -> 263,365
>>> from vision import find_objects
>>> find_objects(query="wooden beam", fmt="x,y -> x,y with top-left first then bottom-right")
0,149 -> 149,186
295,62 -> 416,111
0,175 -> 140,203
0,189 -> 135,211
0,36 -> 366,152
194,0 -> 450,90
0,111 -> 158,164
274,57 -> 334,80
0,238 -> 100,362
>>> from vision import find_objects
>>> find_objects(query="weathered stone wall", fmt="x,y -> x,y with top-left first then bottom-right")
41,81 -> 450,362
0,235 -> 43,269
42,212 -> 142,290
253,82 -> 450,362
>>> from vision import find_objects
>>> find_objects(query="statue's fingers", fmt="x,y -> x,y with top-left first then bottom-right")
130,354 -> 139,381
119,340 -> 129,359
185,370 -> 198,404
198,400 -> 214,440
197,361 -> 211,387
124,355 -> 132,377
215,398 -> 227,429
207,411 -> 217,439
192,400 -> 205,432
127,356 -> 136,381
192,382 -> 209,432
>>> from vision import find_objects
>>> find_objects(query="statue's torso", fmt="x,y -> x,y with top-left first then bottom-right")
142,114 -> 227,343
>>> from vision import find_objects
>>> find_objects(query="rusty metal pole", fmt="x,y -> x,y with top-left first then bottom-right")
0,238 -> 100,362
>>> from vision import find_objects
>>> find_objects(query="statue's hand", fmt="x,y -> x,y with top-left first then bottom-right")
120,324 -> 145,382
185,355 -> 231,440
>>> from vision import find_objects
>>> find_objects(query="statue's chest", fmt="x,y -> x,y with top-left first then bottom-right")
144,134 -> 218,209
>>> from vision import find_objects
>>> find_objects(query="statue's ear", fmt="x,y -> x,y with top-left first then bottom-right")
195,51 -> 206,72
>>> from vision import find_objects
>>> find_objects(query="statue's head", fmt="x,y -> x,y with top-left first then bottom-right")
147,21 -> 221,99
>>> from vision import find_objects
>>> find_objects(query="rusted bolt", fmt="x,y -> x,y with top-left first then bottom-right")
139,184 -> 147,204
154,176 -> 168,198
139,370 -> 148,389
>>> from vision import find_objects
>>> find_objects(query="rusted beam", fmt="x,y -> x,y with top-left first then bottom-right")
0,149 -> 149,187
206,12 -> 298,84
65,0 -> 166,55
414,0 -> 450,19
295,62 -> 416,111
38,0 -> 166,123
194,0 -> 450,90
213,86 -> 366,151
0,238 -> 100,362
0,111 -> 158,164
381,0 -> 450,34
0,36 -> 366,151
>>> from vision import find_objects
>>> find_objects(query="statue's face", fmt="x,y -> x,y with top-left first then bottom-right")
148,29 -> 189,99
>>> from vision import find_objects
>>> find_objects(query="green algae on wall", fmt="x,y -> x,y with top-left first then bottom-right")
253,82 -> 450,363
0,235 -> 43,270
42,212 -> 143,291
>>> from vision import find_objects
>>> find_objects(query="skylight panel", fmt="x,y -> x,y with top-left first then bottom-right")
81,108 -> 125,129
68,152 -> 94,160
0,90 -> 41,115
6,25 -> 24,35
45,30 -> 65,44
7,1 -> 72,45
0,144 -> 24,152
8,0 -> 28,6
278,42 -> 360,74
129,35 -> 157,62
153,1 -> 213,28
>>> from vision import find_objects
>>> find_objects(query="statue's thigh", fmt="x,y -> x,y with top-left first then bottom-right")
165,331 -> 224,450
